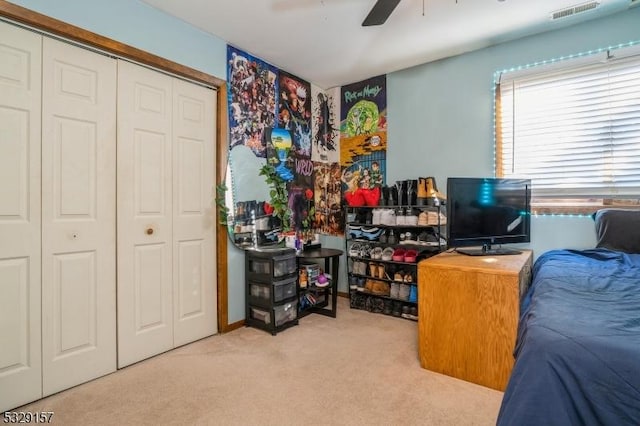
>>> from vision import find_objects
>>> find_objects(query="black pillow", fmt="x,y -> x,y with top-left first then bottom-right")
593,209 -> 640,253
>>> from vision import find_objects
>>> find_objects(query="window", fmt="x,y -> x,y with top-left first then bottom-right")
496,44 -> 640,214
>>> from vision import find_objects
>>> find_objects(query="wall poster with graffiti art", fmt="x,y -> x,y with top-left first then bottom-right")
311,85 -> 340,164
340,74 -> 387,208
227,45 -> 278,157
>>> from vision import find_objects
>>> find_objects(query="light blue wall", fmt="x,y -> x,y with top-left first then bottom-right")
387,7 -> 640,267
8,0 -> 227,78
9,0 -> 640,322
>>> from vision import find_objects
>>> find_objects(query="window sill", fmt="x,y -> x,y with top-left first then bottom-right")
532,200 -> 640,216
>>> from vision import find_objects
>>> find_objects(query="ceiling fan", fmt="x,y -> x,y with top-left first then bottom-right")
362,0 -> 402,26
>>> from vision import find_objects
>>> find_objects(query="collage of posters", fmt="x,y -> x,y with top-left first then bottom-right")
227,45 -> 278,157
227,46 -> 387,237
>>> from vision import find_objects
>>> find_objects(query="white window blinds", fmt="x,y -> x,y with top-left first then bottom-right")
497,46 -> 640,198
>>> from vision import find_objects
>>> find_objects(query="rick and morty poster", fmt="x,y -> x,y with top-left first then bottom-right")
340,74 -> 387,195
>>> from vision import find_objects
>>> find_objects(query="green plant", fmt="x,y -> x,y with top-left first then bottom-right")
215,183 -> 231,226
301,188 -> 316,230
259,163 -> 291,232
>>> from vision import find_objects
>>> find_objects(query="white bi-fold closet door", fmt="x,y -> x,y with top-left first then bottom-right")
0,21 -> 43,412
0,19 -> 217,412
116,60 -> 217,368
0,21 -> 117,411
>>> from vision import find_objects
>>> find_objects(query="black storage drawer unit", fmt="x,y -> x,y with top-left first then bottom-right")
244,247 -> 299,335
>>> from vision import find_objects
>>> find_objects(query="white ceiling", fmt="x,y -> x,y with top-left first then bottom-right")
142,0 -> 633,89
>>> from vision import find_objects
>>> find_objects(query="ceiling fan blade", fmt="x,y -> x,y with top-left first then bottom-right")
362,0 -> 401,26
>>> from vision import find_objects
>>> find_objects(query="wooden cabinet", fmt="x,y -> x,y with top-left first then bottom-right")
418,250 -> 532,391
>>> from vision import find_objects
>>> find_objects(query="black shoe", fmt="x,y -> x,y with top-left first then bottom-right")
392,301 -> 402,317
383,299 -> 393,315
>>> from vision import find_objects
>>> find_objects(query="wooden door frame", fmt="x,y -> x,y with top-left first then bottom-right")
0,1 -> 233,333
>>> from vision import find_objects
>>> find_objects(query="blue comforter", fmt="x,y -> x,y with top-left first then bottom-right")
497,249 -> 640,426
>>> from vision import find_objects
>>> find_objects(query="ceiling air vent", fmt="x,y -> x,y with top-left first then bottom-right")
551,1 -> 600,20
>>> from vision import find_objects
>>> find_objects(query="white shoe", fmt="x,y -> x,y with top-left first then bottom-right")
372,209 -> 382,225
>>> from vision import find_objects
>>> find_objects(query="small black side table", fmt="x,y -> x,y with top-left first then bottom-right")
297,248 -> 343,318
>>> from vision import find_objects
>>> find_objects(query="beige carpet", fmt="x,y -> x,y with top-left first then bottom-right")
17,298 -> 503,425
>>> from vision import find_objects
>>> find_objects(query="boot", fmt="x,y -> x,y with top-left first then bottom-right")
380,185 -> 389,206
389,185 -> 399,206
417,177 -> 429,206
407,179 -> 418,206
425,177 -> 446,206
369,262 -> 378,278
396,180 -> 408,206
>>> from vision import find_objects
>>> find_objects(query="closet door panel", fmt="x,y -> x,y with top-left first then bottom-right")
172,79 -> 217,346
0,21 -> 42,413
117,60 -> 174,368
41,38 -> 117,396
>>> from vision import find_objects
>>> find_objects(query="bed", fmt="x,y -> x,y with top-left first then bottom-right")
497,209 -> 640,426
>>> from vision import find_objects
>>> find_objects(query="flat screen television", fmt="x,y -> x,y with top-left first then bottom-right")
446,177 -> 531,256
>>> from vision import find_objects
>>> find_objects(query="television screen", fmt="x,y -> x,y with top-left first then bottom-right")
446,177 -> 531,256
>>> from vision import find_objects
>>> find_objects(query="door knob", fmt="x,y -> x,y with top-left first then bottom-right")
146,228 -> 154,235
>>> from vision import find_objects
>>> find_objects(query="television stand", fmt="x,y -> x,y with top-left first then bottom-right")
456,245 -> 522,256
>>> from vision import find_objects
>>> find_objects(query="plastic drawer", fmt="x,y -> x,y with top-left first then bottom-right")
273,277 -> 297,302
246,248 -> 297,280
250,306 -> 272,325
248,301 -> 298,328
248,276 -> 297,305
274,300 -> 298,327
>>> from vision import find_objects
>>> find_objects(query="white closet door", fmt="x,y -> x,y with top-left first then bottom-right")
0,22 -> 42,413
41,38 -> 117,396
172,79 -> 217,346
117,60 -> 174,368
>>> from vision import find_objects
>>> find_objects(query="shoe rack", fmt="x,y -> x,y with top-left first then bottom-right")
344,186 -> 446,321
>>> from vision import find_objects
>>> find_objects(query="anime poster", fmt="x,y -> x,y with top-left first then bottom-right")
264,127 -> 315,232
278,71 -> 312,158
288,152 -> 315,231
311,85 -> 340,163
340,74 -> 387,198
313,162 -> 344,236
227,45 -> 278,157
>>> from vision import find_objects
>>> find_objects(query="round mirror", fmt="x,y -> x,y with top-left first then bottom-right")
225,144 -> 277,248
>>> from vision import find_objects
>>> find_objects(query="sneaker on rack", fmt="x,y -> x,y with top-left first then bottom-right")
406,305 -> 418,320
418,210 -> 429,226
409,284 -> 417,302
381,247 -> 394,261
349,243 -> 362,257
383,299 -> 393,315
392,248 -> 406,262
392,301 -> 402,317
381,209 -> 396,226
372,209 -> 383,225
399,283 -> 411,301
348,225 -> 363,239
405,209 -> 418,226
349,275 -> 358,290
390,282 -> 400,299
396,208 -> 406,225
371,247 -> 383,260
361,227 -> 383,241
427,211 -> 439,225
401,305 -> 412,319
